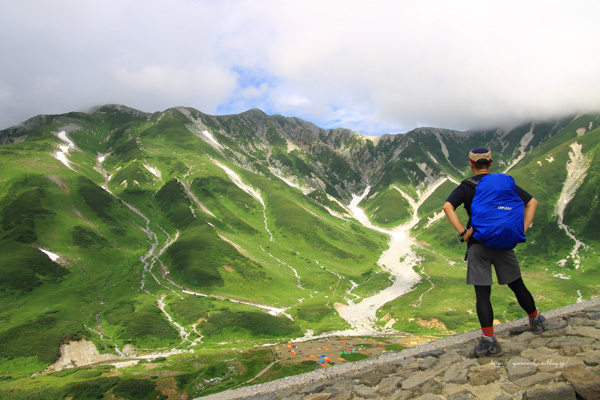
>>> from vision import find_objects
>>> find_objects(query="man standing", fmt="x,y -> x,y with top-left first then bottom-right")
442,147 -> 546,357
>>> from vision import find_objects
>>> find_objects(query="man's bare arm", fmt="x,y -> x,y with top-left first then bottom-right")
443,201 -> 473,241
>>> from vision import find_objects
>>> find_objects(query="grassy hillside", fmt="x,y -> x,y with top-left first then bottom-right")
0,107 -> 598,398
0,107 -> 389,392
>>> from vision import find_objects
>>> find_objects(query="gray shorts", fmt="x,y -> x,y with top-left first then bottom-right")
466,244 -> 522,285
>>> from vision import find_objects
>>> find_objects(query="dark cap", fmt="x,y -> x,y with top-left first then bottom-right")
469,147 -> 492,162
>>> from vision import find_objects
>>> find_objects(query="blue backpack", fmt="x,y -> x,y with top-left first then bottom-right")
464,173 -> 526,250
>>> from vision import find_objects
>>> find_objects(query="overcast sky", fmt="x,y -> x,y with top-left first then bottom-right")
2,1 -> 600,135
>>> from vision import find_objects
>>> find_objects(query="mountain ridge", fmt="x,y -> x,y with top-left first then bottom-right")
0,105 -> 598,398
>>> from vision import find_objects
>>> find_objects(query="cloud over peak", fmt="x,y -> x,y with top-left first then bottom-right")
1,0 -> 600,134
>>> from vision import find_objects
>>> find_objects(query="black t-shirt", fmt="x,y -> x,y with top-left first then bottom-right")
445,173 -> 534,230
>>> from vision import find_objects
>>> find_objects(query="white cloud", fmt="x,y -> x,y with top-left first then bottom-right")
1,0 -> 600,134
113,64 -> 236,109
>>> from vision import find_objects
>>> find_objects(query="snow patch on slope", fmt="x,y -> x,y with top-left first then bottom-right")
334,176 -> 449,333
54,131 -> 76,170
335,187 -> 420,333
180,179 -> 216,217
143,164 -> 161,179
39,248 -> 60,262
335,178 -> 451,334
178,107 -> 222,149
503,123 -> 535,173
182,288 -> 291,318
201,130 -> 222,148
213,159 -> 273,242
434,132 -> 459,172
554,142 -> 591,269
392,177 -> 448,227
427,151 -> 438,164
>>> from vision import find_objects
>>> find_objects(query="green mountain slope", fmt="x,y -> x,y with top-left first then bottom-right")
0,106 -> 598,398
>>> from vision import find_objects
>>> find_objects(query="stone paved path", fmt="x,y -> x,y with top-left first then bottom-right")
198,299 -> 600,400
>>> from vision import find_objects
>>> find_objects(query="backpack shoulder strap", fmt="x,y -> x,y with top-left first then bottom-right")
462,177 -> 479,189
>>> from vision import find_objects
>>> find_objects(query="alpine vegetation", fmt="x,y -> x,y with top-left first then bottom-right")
0,106 -> 598,398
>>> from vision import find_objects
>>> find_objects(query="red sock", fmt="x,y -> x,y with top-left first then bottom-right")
481,326 -> 494,337
528,308 -> 539,319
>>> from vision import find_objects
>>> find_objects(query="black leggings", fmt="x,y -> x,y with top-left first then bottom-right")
474,278 -> 536,328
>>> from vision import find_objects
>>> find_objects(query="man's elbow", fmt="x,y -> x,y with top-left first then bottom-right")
526,197 -> 538,209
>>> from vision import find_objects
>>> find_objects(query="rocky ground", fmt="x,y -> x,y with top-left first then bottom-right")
197,298 -> 600,400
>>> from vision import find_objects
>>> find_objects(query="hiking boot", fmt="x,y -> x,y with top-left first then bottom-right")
474,336 -> 503,357
529,314 -> 546,335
